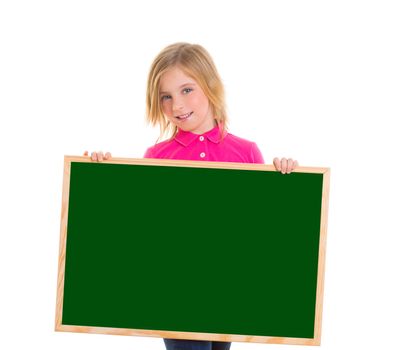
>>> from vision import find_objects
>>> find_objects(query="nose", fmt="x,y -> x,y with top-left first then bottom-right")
172,96 -> 184,113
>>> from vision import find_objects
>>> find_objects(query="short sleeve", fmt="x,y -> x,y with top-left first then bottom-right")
251,142 -> 265,164
143,147 -> 154,158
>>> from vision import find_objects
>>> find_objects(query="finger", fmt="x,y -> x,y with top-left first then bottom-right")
273,157 -> 281,171
97,151 -> 104,162
104,152 -> 112,160
83,151 -> 88,156
281,158 -> 288,174
92,152 -> 98,161
287,158 -> 294,174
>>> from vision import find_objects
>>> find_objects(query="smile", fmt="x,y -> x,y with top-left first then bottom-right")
176,112 -> 193,120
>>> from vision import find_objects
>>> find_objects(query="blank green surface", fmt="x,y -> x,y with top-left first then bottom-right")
62,162 -> 323,339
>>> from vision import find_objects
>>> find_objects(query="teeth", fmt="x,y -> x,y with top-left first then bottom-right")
177,112 -> 192,120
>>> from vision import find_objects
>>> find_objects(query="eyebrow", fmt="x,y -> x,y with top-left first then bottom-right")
159,83 -> 196,95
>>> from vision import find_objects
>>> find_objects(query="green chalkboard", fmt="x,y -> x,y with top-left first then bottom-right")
56,157 -> 329,346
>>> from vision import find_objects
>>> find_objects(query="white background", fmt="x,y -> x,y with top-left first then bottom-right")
1,1 -> 392,349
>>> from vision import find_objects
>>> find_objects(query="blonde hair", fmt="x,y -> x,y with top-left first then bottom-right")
146,42 -> 228,142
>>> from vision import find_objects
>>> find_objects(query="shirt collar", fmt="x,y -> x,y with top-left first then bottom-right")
175,125 -> 227,147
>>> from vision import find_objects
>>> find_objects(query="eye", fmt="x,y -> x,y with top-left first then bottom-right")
161,95 -> 171,101
183,88 -> 193,94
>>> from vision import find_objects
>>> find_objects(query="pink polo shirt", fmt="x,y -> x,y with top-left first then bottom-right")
143,125 -> 264,164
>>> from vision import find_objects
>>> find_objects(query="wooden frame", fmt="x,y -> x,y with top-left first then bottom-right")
55,156 -> 330,346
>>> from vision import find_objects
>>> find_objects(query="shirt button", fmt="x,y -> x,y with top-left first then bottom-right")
200,152 -> 206,158
199,136 -> 204,141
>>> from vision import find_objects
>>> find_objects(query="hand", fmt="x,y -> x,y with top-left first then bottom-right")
83,151 -> 112,162
273,157 -> 298,174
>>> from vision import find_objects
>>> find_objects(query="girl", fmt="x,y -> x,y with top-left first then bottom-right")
86,42 -> 298,350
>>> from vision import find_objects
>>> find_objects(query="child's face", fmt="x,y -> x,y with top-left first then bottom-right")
159,67 -> 216,135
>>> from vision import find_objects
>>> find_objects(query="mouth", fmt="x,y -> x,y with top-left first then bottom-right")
175,112 -> 193,120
